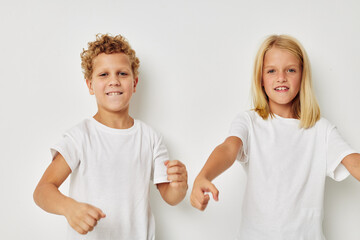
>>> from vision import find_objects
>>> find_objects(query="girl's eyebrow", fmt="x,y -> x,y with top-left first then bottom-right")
263,64 -> 300,68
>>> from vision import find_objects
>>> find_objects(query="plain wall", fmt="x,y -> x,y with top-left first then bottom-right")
1,0 -> 359,239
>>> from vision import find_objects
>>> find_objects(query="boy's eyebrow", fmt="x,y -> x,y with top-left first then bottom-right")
94,66 -> 132,72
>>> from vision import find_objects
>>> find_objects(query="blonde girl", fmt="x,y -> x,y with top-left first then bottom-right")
191,35 -> 360,240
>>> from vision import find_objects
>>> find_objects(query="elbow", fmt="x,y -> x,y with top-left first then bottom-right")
164,196 -> 184,206
167,201 -> 179,206
33,183 -> 46,207
33,186 -> 40,206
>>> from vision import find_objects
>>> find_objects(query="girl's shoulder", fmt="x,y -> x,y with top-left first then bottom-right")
231,110 -> 256,125
234,110 -> 257,120
314,117 -> 336,133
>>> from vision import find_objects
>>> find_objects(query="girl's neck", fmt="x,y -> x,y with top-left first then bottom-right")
269,102 -> 295,119
93,111 -> 134,129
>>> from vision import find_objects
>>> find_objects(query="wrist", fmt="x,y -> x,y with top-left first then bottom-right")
195,173 -> 211,183
61,197 -> 77,217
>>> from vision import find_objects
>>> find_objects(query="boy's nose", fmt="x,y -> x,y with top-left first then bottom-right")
109,76 -> 121,86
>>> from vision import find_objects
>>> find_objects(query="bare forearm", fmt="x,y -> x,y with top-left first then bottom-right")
190,137 -> 241,210
197,140 -> 239,181
33,183 -> 73,216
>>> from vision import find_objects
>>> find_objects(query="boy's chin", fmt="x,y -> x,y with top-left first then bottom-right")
97,105 -> 131,115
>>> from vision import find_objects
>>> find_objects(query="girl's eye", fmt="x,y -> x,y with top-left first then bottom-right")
267,69 -> 275,74
288,69 -> 296,73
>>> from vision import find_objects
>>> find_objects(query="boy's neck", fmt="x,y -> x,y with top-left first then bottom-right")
93,111 -> 134,129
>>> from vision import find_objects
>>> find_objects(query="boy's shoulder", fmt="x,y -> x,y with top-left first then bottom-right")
63,118 -> 93,136
136,119 -> 163,140
58,119 -> 93,145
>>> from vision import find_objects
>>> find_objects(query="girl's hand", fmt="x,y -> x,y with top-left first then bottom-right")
64,199 -> 106,235
190,177 -> 219,211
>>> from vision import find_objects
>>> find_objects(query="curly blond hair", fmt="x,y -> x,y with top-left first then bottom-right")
81,33 -> 140,80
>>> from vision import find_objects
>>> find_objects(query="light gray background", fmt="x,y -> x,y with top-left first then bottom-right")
1,0 -> 359,239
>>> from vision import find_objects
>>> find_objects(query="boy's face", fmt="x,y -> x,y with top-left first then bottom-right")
86,53 -> 138,115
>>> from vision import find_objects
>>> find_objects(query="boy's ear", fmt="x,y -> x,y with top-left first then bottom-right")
133,77 -> 139,93
86,79 -> 95,95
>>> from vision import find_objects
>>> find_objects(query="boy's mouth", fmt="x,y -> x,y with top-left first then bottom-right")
106,91 -> 123,96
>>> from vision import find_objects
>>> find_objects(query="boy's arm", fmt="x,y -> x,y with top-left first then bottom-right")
33,154 -> 105,235
190,136 -> 242,211
157,160 -> 188,206
342,153 -> 360,181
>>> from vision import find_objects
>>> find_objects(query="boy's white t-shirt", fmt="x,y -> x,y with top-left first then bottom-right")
228,111 -> 356,240
51,118 -> 169,240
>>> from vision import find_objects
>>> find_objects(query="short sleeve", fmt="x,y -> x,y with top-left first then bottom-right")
50,133 -> 81,172
228,112 -> 250,164
326,127 -> 356,181
152,134 -> 170,184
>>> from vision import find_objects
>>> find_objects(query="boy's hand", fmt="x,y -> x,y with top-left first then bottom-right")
190,177 -> 219,211
157,160 -> 188,205
64,199 -> 106,235
165,160 -> 188,188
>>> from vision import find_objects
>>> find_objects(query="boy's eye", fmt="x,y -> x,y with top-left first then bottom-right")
118,72 -> 128,76
99,73 -> 108,77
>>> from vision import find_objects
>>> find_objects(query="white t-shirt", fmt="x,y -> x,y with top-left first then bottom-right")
228,111 -> 356,240
51,118 -> 169,240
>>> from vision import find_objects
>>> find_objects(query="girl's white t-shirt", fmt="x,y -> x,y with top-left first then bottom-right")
51,118 -> 169,240
229,111 -> 356,240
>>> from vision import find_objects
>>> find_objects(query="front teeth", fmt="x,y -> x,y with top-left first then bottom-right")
107,92 -> 122,96
275,87 -> 288,90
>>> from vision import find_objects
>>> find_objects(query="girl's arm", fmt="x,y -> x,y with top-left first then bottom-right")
33,154 -> 105,235
190,136 -> 243,211
342,153 -> 360,181
157,160 -> 188,206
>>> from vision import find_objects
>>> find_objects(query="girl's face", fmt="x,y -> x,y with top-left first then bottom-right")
262,47 -> 302,117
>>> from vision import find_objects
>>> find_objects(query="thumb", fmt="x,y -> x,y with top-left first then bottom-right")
99,210 -> 106,218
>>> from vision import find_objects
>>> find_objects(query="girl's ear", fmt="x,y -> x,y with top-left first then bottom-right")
86,79 -> 95,95
133,77 -> 139,93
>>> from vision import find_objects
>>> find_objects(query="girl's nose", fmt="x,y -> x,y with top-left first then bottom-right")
277,72 -> 287,82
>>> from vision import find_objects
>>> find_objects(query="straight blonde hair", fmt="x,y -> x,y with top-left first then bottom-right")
251,35 -> 320,128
